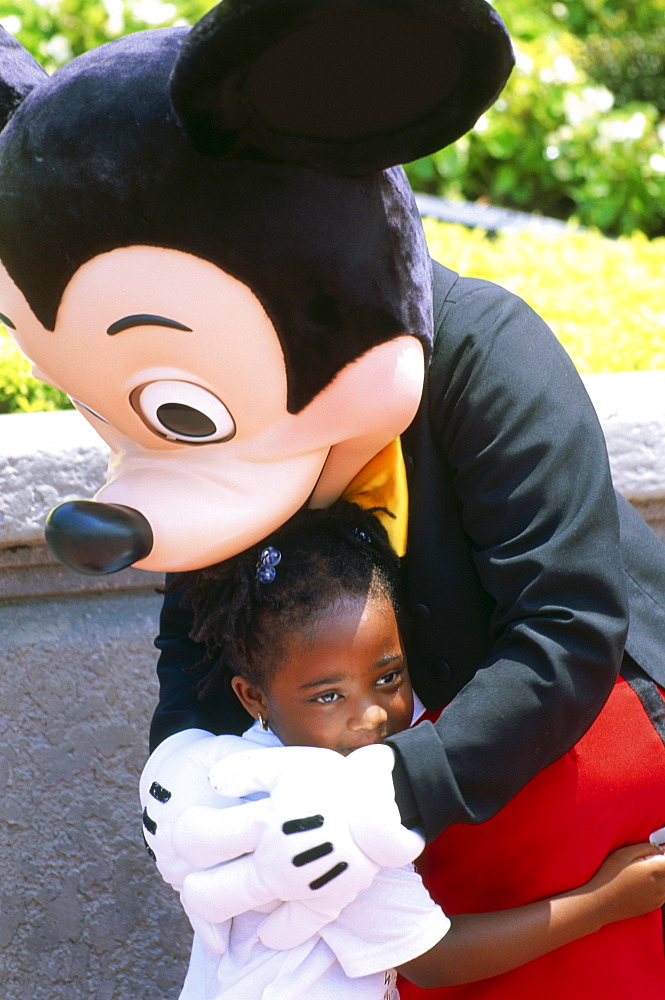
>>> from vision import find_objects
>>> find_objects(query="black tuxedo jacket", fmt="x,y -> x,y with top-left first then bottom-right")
150,260 -> 665,842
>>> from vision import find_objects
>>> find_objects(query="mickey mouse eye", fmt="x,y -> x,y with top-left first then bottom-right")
130,380 -> 236,445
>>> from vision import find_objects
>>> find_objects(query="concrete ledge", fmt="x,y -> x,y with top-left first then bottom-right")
581,371 -> 665,541
2,372 -> 665,562
0,410 -> 163,600
1,370 -> 664,999
581,372 -> 665,499
0,411 -> 187,1000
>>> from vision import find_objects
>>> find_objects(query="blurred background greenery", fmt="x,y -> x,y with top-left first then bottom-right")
0,0 -> 663,412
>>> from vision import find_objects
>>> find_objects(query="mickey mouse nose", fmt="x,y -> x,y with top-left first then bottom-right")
45,500 -> 153,575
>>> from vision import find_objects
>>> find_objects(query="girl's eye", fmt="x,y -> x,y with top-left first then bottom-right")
314,691 -> 342,705
377,670 -> 401,687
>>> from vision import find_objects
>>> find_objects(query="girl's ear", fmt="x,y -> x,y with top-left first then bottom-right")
170,0 -> 514,176
0,28 -> 48,130
231,675 -> 270,722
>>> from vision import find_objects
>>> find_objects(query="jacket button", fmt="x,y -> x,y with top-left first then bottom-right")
437,660 -> 452,682
412,603 -> 431,621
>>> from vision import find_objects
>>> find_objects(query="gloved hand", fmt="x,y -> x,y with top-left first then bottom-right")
139,728 -> 249,889
140,733 -> 424,951
181,742 -> 424,949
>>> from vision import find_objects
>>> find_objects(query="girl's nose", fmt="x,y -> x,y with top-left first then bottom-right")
349,703 -> 388,731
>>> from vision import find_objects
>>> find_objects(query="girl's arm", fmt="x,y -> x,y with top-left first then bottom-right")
399,843 -> 665,988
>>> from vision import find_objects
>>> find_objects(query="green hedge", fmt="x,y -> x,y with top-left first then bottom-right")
423,219 -> 665,374
403,0 -> 665,238
405,24 -> 665,238
1,220 -> 663,413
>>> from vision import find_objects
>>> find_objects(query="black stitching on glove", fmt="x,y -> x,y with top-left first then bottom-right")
149,781 -> 172,803
309,862 -> 348,890
142,833 -> 156,862
142,807 -> 157,836
292,842 -> 334,867
282,815 -> 325,834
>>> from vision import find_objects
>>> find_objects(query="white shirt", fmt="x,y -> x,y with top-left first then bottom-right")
179,721 -> 449,1000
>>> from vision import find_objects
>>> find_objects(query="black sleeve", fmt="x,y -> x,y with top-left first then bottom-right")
148,579 -> 250,753
386,267 -> 629,841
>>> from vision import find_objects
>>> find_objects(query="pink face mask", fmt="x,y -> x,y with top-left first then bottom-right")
1,246 -> 424,571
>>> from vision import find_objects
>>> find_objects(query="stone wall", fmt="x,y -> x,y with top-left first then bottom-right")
1,372 -> 664,998
0,412 -> 190,1000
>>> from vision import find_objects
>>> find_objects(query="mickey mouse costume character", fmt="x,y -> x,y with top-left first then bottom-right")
1,0 -> 664,972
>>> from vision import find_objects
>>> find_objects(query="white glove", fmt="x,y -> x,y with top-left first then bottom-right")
139,729 -> 253,953
140,734 -> 424,951
182,742 -> 424,949
139,729 -> 250,889
345,743 -> 425,868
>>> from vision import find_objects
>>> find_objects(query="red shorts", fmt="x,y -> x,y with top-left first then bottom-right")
398,675 -> 665,1000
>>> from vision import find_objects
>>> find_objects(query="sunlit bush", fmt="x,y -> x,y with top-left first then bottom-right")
405,30 -> 665,238
423,218 -> 665,373
0,334 -> 71,413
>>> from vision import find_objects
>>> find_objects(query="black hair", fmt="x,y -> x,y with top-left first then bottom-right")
178,500 -> 401,697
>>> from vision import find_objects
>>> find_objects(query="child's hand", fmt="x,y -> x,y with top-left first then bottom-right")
586,842 -> 665,926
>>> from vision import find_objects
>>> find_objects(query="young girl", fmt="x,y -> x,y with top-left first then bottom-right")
175,500 -> 665,1000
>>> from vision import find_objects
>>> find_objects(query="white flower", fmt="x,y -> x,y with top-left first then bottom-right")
649,153 -> 665,174
103,0 -> 125,36
563,92 -> 588,127
599,112 -> 648,143
0,16 -> 21,35
43,34 -> 72,65
552,54 -> 577,83
130,0 -> 177,25
513,46 -> 534,75
541,54 -> 577,85
581,86 -> 614,113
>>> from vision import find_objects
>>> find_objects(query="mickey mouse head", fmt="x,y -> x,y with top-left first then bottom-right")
0,0 -> 513,573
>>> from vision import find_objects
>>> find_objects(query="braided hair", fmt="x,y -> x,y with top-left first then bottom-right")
179,500 -> 402,698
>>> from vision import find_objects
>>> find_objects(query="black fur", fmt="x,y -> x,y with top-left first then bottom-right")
0,1 -> 513,410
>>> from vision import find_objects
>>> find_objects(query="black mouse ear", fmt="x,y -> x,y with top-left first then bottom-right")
0,28 -> 48,130
171,0 -> 514,176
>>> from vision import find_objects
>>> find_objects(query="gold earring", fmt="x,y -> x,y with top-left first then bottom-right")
257,712 -> 269,731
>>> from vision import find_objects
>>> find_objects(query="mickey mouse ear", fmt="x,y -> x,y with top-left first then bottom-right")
171,0 -> 514,176
0,28 -> 48,130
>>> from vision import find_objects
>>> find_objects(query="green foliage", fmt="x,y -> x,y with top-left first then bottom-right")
1,0 -> 664,238
0,330 -> 72,413
423,218 -> 665,374
405,0 -> 665,238
581,31 -> 665,116
405,24 -> 665,238
545,0 -> 665,39
0,0 -> 216,69
0,0 -> 662,413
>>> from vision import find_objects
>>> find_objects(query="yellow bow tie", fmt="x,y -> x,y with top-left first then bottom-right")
341,438 -> 408,556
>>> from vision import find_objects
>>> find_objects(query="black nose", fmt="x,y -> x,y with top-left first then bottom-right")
45,501 -> 154,575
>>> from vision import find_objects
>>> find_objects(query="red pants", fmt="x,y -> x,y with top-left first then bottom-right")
398,676 -> 665,999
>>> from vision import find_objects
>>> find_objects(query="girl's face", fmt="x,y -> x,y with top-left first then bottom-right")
232,591 -> 413,755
